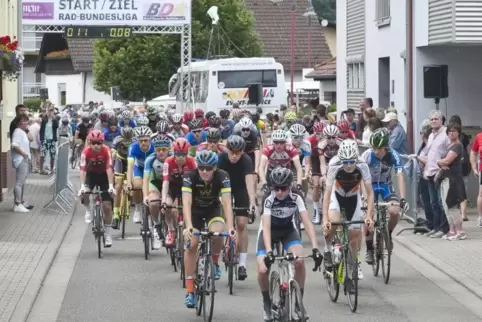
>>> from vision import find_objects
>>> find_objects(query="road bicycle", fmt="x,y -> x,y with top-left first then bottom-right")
164,202 -> 184,277
118,178 -> 130,239
83,189 -> 109,259
372,201 -> 397,284
188,224 -> 230,322
323,212 -> 366,313
266,253 -> 320,322
70,142 -> 83,169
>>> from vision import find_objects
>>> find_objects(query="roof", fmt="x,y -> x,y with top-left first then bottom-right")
305,57 -> 336,80
243,0 -> 332,71
66,39 -> 94,72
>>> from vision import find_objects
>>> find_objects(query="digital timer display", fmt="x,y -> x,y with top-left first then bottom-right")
64,26 -> 134,39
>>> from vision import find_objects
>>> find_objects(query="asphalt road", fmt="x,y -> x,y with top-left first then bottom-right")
53,203 -> 481,322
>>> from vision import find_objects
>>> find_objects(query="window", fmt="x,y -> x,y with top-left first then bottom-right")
217,70 -> 277,89
376,0 -> 391,26
347,63 -> 365,89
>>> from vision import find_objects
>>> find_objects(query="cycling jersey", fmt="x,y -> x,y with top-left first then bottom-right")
318,139 -> 341,162
76,123 -> 92,141
128,141 -> 154,177
326,156 -> 371,197
170,124 -> 189,139
144,153 -> 165,189
148,120 -> 157,133
182,169 -> 231,208
186,131 -> 207,156
236,131 -> 258,153
119,119 -> 137,128
289,139 -> 312,160
163,155 -> 197,184
103,128 -> 120,147
262,143 -> 298,169
307,134 -> 321,157
80,145 -> 112,173
196,142 -> 228,153
70,121 -> 78,136
217,152 -> 253,210
220,119 -> 235,140
262,191 -> 306,229
360,148 -> 403,184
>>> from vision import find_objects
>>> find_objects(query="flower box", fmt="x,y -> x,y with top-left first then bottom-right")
44,54 -> 71,60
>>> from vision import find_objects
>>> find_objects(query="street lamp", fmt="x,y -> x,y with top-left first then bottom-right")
304,6 -> 317,68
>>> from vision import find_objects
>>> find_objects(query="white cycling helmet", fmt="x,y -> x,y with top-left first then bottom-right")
323,124 -> 339,137
338,139 -> 358,161
172,113 -> 183,123
239,117 -> 253,129
135,126 -> 153,138
289,124 -> 307,137
137,115 -> 149,126
121,110 -> 131,119
271,129 -> 288,142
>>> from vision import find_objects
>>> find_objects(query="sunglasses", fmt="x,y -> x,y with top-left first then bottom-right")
340,131 -> 348,134
155,147 -> 170,152
292,135 -> 304,140
273,141 -> 286,145
242,128 -> 251,132
192,130 -> 202,133
207,140 -> 219,144
175,152 -> 187,157
228,150 -> 243,156
91,141 -> 103,146
342,160 -> 356,165
158,132 -> 167,135
327,136 -> 336,140
138,138 -> 150,143
273,185 -> 289,192
198,166 -> 214,172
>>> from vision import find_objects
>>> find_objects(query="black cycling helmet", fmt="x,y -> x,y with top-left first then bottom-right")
226,135 -> 246,152
370,127 -> 390,148
205,111 -> 216,120
219,109 -> 230,119
208,116 -> 221,128
81,116 -> 90,123
156,120 -> 169,133
189,119 -> 203,131
205,127 -> 221,141
270,167 -> 293,186
120,126 -> 134,139
61,119 -> 69,125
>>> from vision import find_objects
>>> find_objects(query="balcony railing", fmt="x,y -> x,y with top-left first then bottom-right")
22,34 -> 43,53
23,83 -> 43,98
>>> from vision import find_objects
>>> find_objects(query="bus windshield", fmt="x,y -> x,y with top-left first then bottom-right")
217,70 -> 277,88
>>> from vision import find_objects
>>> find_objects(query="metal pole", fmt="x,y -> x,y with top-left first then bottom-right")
406,0 -> 414,153
290,0 -> 296,105
308,16 -> 312,67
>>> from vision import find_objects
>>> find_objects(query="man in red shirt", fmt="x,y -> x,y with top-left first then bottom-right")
470,132 -> 482,226
79,130 -> 116,247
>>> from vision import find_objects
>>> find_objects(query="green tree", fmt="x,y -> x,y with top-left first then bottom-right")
312,0 -> 336,24
93,0 -> 263,101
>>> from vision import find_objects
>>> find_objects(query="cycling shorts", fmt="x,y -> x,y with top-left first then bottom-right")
133,165 -> 144,178
148,179 -> 163,193
233,188 -> 249,217
310,156 -> 321,177
192,207 -> 225,231
256,226 -> 302,256
329,191 -> 363,229
84,172 -> 112,202
167,183 -> 182,200
114,157 -> 127,175
372,183 -> 399,202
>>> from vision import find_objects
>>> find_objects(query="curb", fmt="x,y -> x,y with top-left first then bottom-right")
9,201 -> 79,322
394,234 -> 482,300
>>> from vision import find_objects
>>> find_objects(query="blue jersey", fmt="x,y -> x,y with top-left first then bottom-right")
144,153 -> 164,181
185,131 -> 207,147
119,119 -> 137,128
128,141 -> 155,168
103,128 -> 120,146
360,148 -> 403,184
70,121 -> 78,135
220,119 -> 235,140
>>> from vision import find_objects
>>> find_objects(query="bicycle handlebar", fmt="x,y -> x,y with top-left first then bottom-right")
192,230 -> 230,237
83,191 -> 109,195
233,207 -> 256,215
376,201 -> 399,207
330,220 -> 366,226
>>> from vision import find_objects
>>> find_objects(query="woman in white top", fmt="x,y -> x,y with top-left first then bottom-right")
360,108 -> 377,145
11,115 -> 32,213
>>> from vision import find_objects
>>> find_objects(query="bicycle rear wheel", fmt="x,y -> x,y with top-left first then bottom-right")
143,208 -> 150,260
324,265 -> 339,302
202,258 -> 215,322
372,229 -> 382,276
227,239 -> 235,295
345,247 -> 358,313
381,228 -> 391,284
71,150 -> 77,169
94,207 -> 103,259
289,280 -> 306,322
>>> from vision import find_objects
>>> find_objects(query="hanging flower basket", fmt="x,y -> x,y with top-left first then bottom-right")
0,35 -> 23,81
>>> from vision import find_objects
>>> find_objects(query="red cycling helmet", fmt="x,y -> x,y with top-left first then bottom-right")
337,119 -> 350,132
173,137 -> 190,154
312,122 -> 325,134
194,109 -> 204,118
87,129 -> 104,141
183,111 -> 194,123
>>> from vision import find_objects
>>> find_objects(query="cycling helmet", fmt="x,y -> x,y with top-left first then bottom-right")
312,122 -> 325,134
369,128 -> 390,148
121,110 -> 131,119
189,119 -> 203,131
151,136 -> 171,148
208,116 -> 221,128
121,126 -> 134,139
205,111 -> 216,120
338,139 -> 359,161
270,167 -> 293,186
61,117 -> 69,125
107,117 -> 117,127
156,120 -> 170,133
289,124 -> 307,137
89,112 -> 98,121
284,111 -> 296,121
112,136 -> 124,147
337,119 -> 350,132
173,137 -> 190,154
241,109 -> 251,117
81,115 -> 90,123
137,115 -> 149,126
205,127 -> 221,141
183,110 -> 194,123
158,111 -> 167,120
323,124 -> 339,137
226,135 -> 246,152
194,109 -> 204,118
87,129 -> 104,141
147,105 -> 158,116
231,109 -> 242,121
239,117 -> 253,129
196,150 -> 218,166
172,113 -> 183,124
219,109 -> 230,119
271,129 -> 288,142
99,111 -> 110,122
135,126 -> 152,138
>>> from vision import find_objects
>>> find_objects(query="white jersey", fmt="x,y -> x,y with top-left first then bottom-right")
326,156 -> 371,197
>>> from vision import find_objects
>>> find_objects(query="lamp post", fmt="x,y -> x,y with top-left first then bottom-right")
304,6 -> 317,69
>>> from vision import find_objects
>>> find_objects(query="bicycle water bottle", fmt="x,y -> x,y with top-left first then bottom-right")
333,243 -> 343,264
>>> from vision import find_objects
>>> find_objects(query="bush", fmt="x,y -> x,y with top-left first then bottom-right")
329,104 -> 337,113
23,98 -> 42,112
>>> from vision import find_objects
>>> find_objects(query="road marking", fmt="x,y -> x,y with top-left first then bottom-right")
117,236 -> 142,240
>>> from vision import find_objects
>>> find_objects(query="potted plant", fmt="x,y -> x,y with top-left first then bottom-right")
0,35 -> 23,81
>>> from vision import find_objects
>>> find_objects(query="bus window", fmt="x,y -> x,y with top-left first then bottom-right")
218,70 -> 277,88
169,73 -> 180,97
200,71 -> 209,102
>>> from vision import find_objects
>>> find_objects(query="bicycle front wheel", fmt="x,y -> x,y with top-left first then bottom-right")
71,150 -> 77,169
202,257 -> 215,322
120,192 -> 128,239
381,227 -> 391,284
94,207 -> 103,259
143,209 -> 150,260
372,229 -> 382,277
227,239 -> 235,295
324,265 -> 339,302
177,224 -> 185,288
345,247 -> 358,312
289,280 -> 306,322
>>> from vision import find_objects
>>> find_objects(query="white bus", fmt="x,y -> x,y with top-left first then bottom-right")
169,57 -> 286,114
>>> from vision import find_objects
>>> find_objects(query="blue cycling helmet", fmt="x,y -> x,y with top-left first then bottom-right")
196,150 -> 218,166
151,136 -> 171,148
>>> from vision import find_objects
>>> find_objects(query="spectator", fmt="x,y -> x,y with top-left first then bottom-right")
315,104 -> 329,125
376,107 -> 387,120
420,110 -> 450,238
417,121 -> 434,232
437,122 -> 467,240
39,108 -> 59,175
360,108 -> 377,145
382,112 -> 409,154
343,108 -> 356,131
356,97 -> 373,139
9,104 -> 27,138
11,114 -> 33,213
28,117 -> 41,173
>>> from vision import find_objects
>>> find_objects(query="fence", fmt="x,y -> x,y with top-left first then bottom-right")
43,137 -> 76,214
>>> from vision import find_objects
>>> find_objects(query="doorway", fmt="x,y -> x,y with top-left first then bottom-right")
58,83 -> 66,105
378,57 -> 390,109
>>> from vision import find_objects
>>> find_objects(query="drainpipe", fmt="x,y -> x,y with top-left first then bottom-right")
406,0 -> 414,152
82,72 -> 87,103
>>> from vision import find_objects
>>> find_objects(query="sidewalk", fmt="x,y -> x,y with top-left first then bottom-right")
0,172 -> 78,322
394,208 -> 482,299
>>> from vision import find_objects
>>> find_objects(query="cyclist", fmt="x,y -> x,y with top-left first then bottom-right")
234,117 -> 261,191
143,136 -> 172,250
307,122 -> 325,224
194,108 -> 209,129
170,113 -> 189,138
257,167 -> 322,321
319,124 -> 341,178
146,105 -> 159,133
161,138 -> 197,247
287,123 -> 312,195
197,128 -> 228,153
322,139 -> 374,280
154,120 -> 176,143
93,110 -> 111,131
337,119 -> 356,140
183,110 -> 194,125
185,119 -> 206,156
112,127 -> 135,229
220,109 -> 235,140
79,130 -> 116,246
119,110 -> 136,128
280,111 -> 297,131
217,135 -> 256,280
126,126 -> 154,224
74,114 -> 92,148
69,113 -> 79,136
207,115 -> 222,129
136,115 -> 150,127
360,128 -> 407,264
182,150 -> 235,308
103,116 -> 120,148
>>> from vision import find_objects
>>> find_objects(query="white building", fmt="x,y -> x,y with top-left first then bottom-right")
337,0 -> 482,149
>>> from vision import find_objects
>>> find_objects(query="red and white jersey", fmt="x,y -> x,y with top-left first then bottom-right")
162,155 -> 197,184
318,139 -> 341,162
80,145 -> 112,173
262,143 -> 298,169
307,134 -> 322,157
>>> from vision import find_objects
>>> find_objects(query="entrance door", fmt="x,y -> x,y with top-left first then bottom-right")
378,57 -> 390,109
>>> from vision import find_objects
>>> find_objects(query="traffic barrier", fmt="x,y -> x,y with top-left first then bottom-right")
43,137 -> 76,214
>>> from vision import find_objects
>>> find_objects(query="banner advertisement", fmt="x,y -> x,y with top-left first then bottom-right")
22,0 -> 191,26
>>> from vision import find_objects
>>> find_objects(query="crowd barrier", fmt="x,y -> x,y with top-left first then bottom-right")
43,137 -> 76,214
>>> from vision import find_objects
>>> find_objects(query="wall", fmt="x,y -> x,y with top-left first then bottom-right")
84,72 -> 113,106
336,0 -> 347,118
323,26 -> 337,57
414,0 -> 429,47
45,74 -> 82,105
